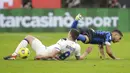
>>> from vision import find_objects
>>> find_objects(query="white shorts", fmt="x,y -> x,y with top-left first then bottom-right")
31,38 -> 48,56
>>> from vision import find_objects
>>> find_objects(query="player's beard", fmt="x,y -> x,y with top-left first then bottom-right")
112,38 -> 116,43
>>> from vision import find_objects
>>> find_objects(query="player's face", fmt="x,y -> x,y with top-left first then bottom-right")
112,33 -> 122,43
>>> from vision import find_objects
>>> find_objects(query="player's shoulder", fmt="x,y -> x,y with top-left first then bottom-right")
57,38 -> 66,42
105,31 -> 112,38
74,44 -> 81,52
75,43 -> 81,49
56,38 -> 65,45
61,38 -> 67,40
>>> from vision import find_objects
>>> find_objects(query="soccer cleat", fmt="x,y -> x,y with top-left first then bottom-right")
75,14 -> 83,20
3,55 -> 17,60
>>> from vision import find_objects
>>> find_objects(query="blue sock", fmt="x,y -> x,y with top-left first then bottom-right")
77,34 -> 86,43
71,20 -> 78,29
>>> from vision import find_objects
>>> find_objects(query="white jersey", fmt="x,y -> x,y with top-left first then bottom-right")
46,38 -> 81,60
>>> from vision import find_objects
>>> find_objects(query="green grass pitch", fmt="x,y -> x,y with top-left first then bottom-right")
0,32 -> 130,73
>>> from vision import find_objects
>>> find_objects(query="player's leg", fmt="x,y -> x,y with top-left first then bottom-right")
24,35 -> 47,60
78,27 -> 96,44
71,20 -> 79,29
77,34 -> 89,44
71,14 -> 90,43
4,35 -> 46,60
3,36 -> 30,60
71,14 -> 82,29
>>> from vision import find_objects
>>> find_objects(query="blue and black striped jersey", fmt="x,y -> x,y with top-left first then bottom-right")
90,30 -> 112,45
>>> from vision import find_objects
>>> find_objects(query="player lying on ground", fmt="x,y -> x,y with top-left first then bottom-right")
4,29 -> 92,60
71,14 -> 123,60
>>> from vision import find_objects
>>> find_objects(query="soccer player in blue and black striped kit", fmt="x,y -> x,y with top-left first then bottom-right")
72,14 -> 123,60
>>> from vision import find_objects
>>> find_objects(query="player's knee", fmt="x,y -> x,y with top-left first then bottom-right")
25,35 -> 35,44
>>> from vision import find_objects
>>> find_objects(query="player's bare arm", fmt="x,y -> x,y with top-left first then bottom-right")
99,45 -> 106,59
75,47 -> 92,60
105,45 -> 119,60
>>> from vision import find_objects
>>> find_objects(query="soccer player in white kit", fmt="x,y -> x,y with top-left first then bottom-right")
4,29 -> 91,60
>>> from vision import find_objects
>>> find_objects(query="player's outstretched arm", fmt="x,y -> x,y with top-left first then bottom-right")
105,45 -> 119,60
75,47 -> 92,60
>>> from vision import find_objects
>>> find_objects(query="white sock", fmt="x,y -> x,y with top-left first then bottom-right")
12,40 -> 28,56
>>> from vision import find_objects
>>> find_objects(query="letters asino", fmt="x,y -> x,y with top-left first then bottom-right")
0,12 -> 119,28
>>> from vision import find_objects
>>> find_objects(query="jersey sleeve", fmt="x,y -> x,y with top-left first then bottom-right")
75,44 -> 81,56
105,33 -> 111,45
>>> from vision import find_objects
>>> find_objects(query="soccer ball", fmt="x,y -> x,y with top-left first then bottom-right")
18,48 -> 30,59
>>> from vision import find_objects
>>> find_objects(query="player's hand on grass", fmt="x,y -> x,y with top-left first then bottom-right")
100,56 -> 105,60
100,56 -> 122,60
115,58 -> 121,60
100,56 -> 111,60
99,56 -> 108,60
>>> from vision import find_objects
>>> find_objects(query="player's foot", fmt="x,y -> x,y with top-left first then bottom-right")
75,14 -> 83,20
3,55 -> 17,60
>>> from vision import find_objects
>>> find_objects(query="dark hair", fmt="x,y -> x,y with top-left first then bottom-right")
70,29 -> 80,41
112,29 -> 123,37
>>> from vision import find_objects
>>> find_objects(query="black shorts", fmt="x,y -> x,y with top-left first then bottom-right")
79,28 -> 95,43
